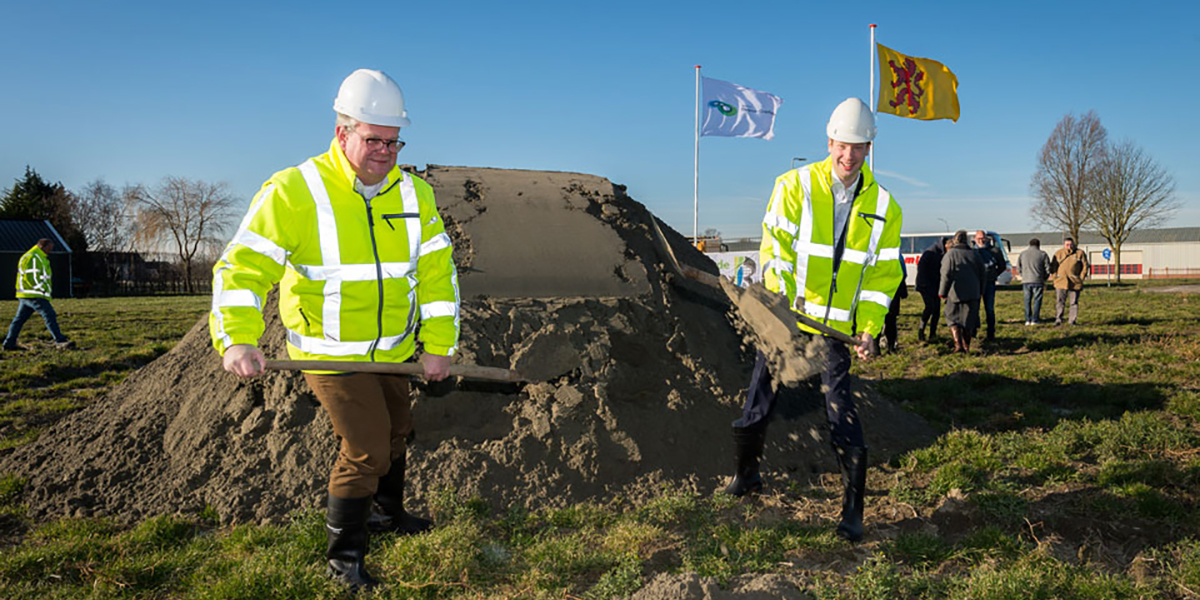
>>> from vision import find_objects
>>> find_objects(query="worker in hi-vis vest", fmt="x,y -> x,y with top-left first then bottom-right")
209,69 -> 460,591
723,98 -> 903,544
4,238 -> 74,351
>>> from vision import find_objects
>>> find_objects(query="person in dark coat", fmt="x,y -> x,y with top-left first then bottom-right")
939,230 -> 986,353
973,230 -> 1006,341
882,259 -> 908,352
914,237 -> 947,342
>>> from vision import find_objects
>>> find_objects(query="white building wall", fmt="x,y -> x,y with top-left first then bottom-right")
1008,241 -> 1200,280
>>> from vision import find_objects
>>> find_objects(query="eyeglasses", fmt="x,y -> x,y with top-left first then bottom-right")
349,128 -> 405,153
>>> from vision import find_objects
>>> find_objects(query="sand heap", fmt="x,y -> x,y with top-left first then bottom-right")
0,165 -> 934,525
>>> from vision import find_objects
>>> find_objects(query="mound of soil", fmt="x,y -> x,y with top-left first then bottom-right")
0,165 -> 935,525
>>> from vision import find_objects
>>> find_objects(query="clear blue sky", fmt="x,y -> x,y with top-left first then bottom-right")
3,0 -> 1198,241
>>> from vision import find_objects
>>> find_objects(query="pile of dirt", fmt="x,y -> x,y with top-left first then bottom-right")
0,165 -> 935,525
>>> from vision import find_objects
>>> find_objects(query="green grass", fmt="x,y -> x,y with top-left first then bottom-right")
0,296 -> 209,449
1,283 -> 1199,598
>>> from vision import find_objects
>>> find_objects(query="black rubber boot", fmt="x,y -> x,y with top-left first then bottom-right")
833,444 -> 867,542
724,425 -> 766,496
370,454 -> 433,535
326,495 -> 380,591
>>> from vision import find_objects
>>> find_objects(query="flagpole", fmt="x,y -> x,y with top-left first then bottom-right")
694,65 -> 701,244
869,24 -> 877,171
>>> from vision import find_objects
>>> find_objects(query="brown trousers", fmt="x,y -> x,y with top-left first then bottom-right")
304,372 -> 412,499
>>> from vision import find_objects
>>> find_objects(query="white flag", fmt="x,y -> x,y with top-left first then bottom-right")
701,76 -> 783,140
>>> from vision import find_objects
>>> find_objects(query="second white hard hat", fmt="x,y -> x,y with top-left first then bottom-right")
826,98 -> 876,143
333,69 -> 410,128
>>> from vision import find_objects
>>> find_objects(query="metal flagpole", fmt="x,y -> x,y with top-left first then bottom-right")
869,24 -> 877,171
694,65 -> 701,244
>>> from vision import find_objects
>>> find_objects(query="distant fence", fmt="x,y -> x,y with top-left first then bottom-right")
1145,267 -> 1200,279
72,251 -> 215,297
79,279 -> 212,297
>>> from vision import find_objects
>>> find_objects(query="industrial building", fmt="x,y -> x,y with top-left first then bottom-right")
1005,227 -> 1200,281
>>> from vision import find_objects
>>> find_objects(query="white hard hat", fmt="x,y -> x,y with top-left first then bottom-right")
333,69 -> 410,127
826,98 -> 876,143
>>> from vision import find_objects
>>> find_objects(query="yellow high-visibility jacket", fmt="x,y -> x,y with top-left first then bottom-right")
209,139 -> 460,363
15,245 -> 52,299
759,156 -> 903,338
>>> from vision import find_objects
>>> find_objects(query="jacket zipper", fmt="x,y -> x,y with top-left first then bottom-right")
361,179 -> 401,361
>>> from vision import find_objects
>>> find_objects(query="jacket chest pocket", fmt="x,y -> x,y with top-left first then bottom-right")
378,213 -> 422,258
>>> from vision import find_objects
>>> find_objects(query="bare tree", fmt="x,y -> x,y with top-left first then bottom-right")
1030,111 -> 1108,242
74,179 -> 138,290
76,179 -> 135,252
131,176 -> 239,293
1088,140 -> 1178,283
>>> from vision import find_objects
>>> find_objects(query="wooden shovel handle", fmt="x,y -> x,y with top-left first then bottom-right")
264,360 -> 526,383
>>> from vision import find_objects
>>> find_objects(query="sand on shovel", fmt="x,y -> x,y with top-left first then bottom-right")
718,278 -> 829,387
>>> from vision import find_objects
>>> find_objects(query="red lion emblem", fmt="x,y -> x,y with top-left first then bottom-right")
888,58 -> 925,115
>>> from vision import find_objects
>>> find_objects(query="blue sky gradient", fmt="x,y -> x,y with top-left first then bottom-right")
2,0 -> 1197,240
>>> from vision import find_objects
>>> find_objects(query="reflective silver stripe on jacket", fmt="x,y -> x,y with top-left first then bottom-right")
792,166 -> 814,302
298,160 -> 343,341
211,184 -> 280,346
286,328 -> 412,357
419,233 -> 452,257
399,174 -> 422,269
865,188 -> 891,265
804,300 -> 850,323
214,289 -> 262,311
290,262 -> 414,281
419,300 -> 459,320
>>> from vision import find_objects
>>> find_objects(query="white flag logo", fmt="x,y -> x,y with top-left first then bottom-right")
701,77 -> 783,140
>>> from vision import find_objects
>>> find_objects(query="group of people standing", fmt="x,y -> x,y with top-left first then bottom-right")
912,233 -> 1091,353
912,230 -> 1005,353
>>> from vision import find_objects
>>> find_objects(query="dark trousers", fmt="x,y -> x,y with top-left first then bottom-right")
981,280 -> 997,337
883,296 -> 901,350
4,298 -> 68,347
919,290 -> 940,337
1023,283 -> 1044,323
736,337 -> 864,448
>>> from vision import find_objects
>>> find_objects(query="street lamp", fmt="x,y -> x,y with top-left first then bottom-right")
791,157 -> 807,169
937,217 -> 950,231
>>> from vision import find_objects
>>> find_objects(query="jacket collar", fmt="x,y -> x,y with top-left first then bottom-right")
324,138 -> 401,191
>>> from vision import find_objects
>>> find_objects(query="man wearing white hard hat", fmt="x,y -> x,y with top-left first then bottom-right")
209,68 -> 460,589
723,98 -> 903,543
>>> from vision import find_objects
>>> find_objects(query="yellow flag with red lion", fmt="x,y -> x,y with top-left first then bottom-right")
877,44 -> 960,122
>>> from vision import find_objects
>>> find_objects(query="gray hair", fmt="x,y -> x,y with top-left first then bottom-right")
335,112 -> 360,132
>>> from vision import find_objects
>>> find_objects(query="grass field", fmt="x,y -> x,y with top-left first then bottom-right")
0,296 -> 211,451
0,283 -> 1198,599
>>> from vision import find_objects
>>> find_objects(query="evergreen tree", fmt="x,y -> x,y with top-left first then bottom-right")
1,166 -> 87,252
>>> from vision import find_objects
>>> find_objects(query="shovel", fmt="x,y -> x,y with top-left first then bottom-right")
646,215 -> 857,346
647,216 -> 869,386
264,360 -> 527,383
